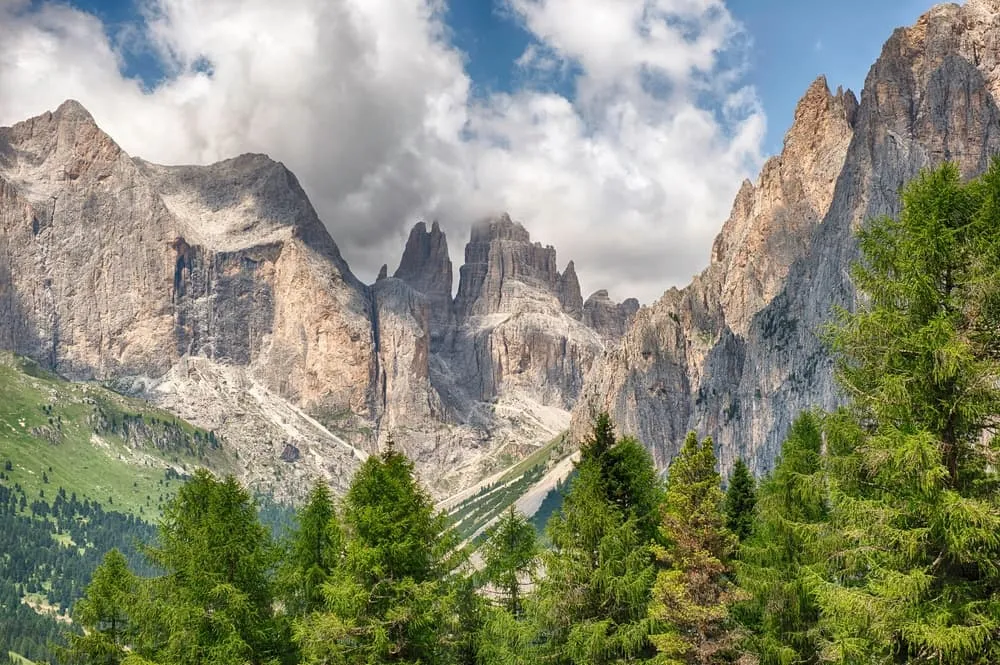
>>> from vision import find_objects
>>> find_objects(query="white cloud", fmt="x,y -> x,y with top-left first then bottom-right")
0,0 -> 765,303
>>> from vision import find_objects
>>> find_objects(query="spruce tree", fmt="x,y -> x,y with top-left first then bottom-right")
136,470 -> 279,665
734,413 -> 827,665
649,433 -> 741,665
816,162 -> 1000,663
723,459 -> 756,542
531,413 -> 660,664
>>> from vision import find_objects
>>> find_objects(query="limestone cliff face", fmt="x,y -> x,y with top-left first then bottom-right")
583,290 -> 640,342
442,215 -> 602,411
393,221 -> 453,348
572,0 -> 1000,475
0,102 -> 377,497
0,104 -> 605,498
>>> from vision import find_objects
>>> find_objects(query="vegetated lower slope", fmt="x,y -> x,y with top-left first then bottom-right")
0,352 -> 231,516
443,432 -> 576,544
0,351 -> 237,663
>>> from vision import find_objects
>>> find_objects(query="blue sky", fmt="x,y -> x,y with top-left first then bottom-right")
2,0 -> 947,300
69,0 -> 935,153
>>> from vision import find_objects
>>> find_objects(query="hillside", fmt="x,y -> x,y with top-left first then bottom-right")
0,352 -> 228,516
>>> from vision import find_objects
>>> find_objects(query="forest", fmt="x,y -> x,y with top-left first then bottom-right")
17,161 -> 1000,664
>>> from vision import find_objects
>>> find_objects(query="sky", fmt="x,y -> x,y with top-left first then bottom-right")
0,0 -> 940,303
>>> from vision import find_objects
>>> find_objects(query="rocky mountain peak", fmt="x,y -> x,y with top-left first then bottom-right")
394,220 -> 453,345
454,212 -> 563,318
53,99 -> 96,124
583,290 -> 640,342
557,260 -> 584,319
708,73 -> 857,334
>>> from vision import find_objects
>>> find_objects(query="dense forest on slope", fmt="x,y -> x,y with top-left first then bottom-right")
7,162 -> 1000,665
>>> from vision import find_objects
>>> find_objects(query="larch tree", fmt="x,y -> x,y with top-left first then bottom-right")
64,548 -> 136,665
650,433 -> 742,665
816,161 -> 1000,663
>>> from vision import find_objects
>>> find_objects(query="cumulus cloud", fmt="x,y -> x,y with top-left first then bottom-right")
0,0 -> 765,303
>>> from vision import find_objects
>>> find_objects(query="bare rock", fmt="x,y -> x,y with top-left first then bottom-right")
572,0 -> 1000,477
583,290 -> 640,342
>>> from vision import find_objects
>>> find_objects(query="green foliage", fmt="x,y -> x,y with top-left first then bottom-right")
723,459 -> 755,542
650,433 -> 741,665
532,413 -> 660,664
0,351 -> 227,517
136,470 -> 281,665
278,481 -> 342,617
735,413 -> 827,665
480,507 -> 537,616
581,413 -> 663,544
64,549 -> 136,665
815,161 -> 1000,663
296,446 -> 459,665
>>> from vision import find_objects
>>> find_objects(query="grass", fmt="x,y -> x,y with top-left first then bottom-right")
448,432 -> 575,543
0,352 -> 230,517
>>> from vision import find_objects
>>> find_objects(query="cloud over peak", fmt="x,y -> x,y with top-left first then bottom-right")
0,0 -> 765,303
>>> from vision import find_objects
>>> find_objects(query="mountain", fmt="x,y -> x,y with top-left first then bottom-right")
571,0 -> 1000,475
1,0 -> 998,499
0,106 -> 627,500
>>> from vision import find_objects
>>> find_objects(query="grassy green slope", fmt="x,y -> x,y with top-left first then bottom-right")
447,433 -> 575,543
0,352 -> 230,516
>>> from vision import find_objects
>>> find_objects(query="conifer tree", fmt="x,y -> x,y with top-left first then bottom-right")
735,413 -> 827,665
649,433 -> 741,665
581,412 -> 663,544
532,413 -> 660,664
64,549 -> 136,665
278,480 -> 342,617
817,162 -> 1000,663
295,445 -> 458,665
723,459 -> 756,542
136,470 -> 279,665
481,506 -> 538,616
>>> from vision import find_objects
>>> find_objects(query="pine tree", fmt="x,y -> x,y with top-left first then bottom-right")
816,162 -> 1000,663
279,480 -> 342,617
295,446 -> 458,665
481,506 -> 538,616
649,433 -> 741,665
723,459 -> 756,542
734,412 -> 827,665
63,549 -> 136,665
532,414 -> 660,664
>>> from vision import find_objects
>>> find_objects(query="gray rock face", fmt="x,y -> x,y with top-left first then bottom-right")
393,221 -> 453,347
0,101 -> 377,497
583,290 -> 640,342
0,104 -> 610,499
572,0 -> 1000,476
440,215 -> 603,411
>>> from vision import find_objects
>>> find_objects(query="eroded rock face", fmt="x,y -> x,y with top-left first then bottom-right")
393,221 -> 453,347
442,215 -> 603,411
572,0 -> 1000,477
583,290 -> 640,342
0,102 -> 377,498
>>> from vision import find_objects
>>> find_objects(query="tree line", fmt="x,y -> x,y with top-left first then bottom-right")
61,161 -> 1000,663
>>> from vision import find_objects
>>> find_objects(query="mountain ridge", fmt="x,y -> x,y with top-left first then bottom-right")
2,0 -> 996,498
